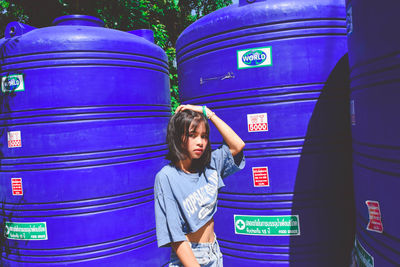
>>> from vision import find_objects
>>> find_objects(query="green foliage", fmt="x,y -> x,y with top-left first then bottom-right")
0,0 -> 9,9
152,24 -> 169,49
0,0 -> 233,112
0,0 -> 28,31
166,47 -> 180,112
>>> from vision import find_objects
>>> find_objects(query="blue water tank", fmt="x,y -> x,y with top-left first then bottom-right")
0,15 -> 170,266
177,0 -> 354,266
346,1 -> 400,266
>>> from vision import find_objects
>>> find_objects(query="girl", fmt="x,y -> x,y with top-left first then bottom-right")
154,104 -> 245,267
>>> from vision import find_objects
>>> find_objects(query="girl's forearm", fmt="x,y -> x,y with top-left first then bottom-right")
171,241 -> 200,267
208,112 -> 245,156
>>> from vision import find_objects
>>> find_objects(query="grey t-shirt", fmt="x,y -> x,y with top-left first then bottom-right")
154,144 -> 245,247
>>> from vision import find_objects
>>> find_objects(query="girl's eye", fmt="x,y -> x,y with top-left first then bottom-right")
202,135 -> 208,139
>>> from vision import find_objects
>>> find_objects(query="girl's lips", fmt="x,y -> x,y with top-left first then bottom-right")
194,149 -> 203,153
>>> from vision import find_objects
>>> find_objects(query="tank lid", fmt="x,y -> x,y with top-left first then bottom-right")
52,15 -> 105,27
128,29 -> 155,43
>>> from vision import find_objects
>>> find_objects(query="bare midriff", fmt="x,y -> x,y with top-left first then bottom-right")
186,218 -> 215,243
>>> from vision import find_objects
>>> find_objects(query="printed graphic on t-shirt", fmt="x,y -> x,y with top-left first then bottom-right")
182,171 -> 219,220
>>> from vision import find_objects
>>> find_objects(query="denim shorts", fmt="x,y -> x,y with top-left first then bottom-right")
169,235 -> 223,267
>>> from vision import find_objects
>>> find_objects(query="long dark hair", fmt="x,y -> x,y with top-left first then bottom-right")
166,109 -> 212,172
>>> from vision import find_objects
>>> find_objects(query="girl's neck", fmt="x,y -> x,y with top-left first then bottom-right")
176,158 -> 195,174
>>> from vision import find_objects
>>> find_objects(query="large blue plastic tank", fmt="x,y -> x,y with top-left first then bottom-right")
0,15 -> 170,266
177,0 -> 354,266
346,1 -> 400,266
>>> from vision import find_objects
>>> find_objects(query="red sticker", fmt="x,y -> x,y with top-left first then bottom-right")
252,167 -> 269,187
365,200 -> 383,233
247,113 -> 268,132
11,178 -> 23,196
8,131 -> 22,148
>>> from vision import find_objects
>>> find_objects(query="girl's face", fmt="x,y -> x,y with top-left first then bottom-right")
184,120 -> 208,160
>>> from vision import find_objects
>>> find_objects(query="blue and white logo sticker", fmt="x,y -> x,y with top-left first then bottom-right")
237,46 -> 272,69
2,74 -> 25,93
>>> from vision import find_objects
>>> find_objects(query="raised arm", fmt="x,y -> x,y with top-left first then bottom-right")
175,104 -> 245,156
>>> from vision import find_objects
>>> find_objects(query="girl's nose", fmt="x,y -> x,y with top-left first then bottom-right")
196,137 -> 203,146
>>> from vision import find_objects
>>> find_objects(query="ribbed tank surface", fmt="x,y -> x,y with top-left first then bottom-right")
347,1 -> 400,266
177,1 -> 354,266
0,15 -> 171,266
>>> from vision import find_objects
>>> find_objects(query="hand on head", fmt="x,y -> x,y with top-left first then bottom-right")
175,104 -> 215,119
175,104 -> 202,114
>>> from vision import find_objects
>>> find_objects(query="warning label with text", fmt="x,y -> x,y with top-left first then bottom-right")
252,167 -> 269,187
234,215 -> 300,236
366,200 -> 383,233
4,222 -> 48,240
11,178 -> 23,196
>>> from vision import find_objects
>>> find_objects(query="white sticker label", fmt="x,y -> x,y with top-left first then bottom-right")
2,74 -> 25,93
350,100 -> 356,126
237,47 -> 272,69
8,131 -> 22,148
247,113 -> 268,132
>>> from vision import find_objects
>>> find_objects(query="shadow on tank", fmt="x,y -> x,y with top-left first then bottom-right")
289,54 -> 355,266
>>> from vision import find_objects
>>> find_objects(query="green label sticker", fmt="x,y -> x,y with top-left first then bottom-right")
354,238 -> 374,267
4,222 -> 48,240
237,46 -> 272,69
234,215 -> 300,236
1,74 -> 25,93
